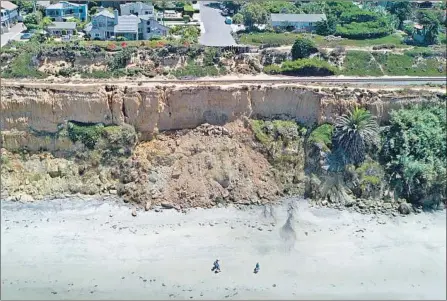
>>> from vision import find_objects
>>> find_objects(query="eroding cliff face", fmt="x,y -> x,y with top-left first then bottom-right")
1,82 -> 443,151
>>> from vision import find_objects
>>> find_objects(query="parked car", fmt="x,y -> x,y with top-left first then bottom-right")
225,17 -> 232,25
20,32 -> 33,40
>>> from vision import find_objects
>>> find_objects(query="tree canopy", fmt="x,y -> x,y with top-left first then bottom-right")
291,37 -> 318,60
240,3 -> 269,28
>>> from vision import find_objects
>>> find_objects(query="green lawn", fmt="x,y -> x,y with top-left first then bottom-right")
239,32 -> 407,48
372,52 -> 444,76
312,33 -> 406,48
341,49 -> 444,76
342,51 -> 383,76
239,32 -> 301,46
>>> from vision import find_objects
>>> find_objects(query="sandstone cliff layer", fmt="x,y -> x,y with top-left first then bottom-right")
1,81 -> 443,151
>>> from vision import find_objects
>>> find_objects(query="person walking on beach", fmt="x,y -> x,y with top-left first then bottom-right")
211,259 -> 221,273
254,262 -> 260,274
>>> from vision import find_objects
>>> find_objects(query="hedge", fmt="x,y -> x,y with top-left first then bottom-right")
281,59 -> 337,76
335,20 -> 393,39
265,58 -> 337,76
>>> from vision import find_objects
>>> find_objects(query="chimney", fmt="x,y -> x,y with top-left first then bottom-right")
114,9 -> 119,25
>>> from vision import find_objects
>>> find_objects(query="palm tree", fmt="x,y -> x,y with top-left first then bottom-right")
332,107 -> 379,167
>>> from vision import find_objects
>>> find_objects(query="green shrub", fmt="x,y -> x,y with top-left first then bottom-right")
58,68 -> 75,77
263,64 -> 282,74
103,124 -> 136,146
340,9 -> 380,24
107,48 -> 133,70
251,119 -> 302,146
351,160 -> 385,199
67,122 -> 105,149
281,58 -> 337,76
233,13 -> 244,24
307,123 -> 334,151
171,60 -> 225,78
291,37 -> 318,60
2,52 -> 46,78
380,104 -> 447,206
203,47 -> 219,66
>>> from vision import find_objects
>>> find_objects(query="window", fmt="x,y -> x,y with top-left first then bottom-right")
95,33 -> 100,37
147,27 -> 151,33
145,11 -> 149,14
147,21 -> 150,25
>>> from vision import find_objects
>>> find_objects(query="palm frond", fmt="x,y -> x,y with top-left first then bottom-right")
333,108 -> 379,166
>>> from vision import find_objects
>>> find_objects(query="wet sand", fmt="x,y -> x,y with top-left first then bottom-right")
1,197 -> 446,300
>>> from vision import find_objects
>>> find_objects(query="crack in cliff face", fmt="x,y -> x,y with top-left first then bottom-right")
247,89 -> 253,118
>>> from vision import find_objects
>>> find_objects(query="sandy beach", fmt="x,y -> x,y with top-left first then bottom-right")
1,196 -> 446,300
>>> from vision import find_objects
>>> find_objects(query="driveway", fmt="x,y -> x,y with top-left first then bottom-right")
199,1 -> 236,46
1,23 -> 26,47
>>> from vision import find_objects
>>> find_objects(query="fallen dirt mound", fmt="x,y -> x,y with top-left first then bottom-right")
117,120 -> 281,209
1,120 -> 283,208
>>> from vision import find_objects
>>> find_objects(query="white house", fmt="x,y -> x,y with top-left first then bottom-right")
46,22 -> 77,37
120,1 -> 154,18
271,13 -> 327,32
85,7 -> 168,41
1,1 -> 19,33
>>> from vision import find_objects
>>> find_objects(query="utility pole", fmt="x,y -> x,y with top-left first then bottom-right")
33,0 -> 37,13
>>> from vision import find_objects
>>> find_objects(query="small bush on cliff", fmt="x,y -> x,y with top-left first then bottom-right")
346,160 -> 385,199
108,48 -> 133,71
103,125 -> 137,149
68,122 -> 105,150
263,64 -> 282,75
307,123 -> 334,151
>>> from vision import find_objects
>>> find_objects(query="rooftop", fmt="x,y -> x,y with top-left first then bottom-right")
36,1 -> 51,8
46,1 -> 82,10
271,13 -> 327,23
1,1 -> 18,10
47,22 -> 77,30
120,2 -> 154,10
114,15 -> 140,33
95,9 -> 115,18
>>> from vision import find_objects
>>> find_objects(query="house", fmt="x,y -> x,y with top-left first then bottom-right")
85,9 -> 116,40
120,2 -> 154,18
36,1 -> 52,9
46,22 -> 77,37
85,8 -> 168,41
270,13 -> 327,32
1,1 -> 19,33
45,1 -> 88,22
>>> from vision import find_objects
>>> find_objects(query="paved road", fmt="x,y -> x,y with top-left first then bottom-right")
199,1 -> 236,46
1,198 -> 445,300
0,23 -> 26,47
